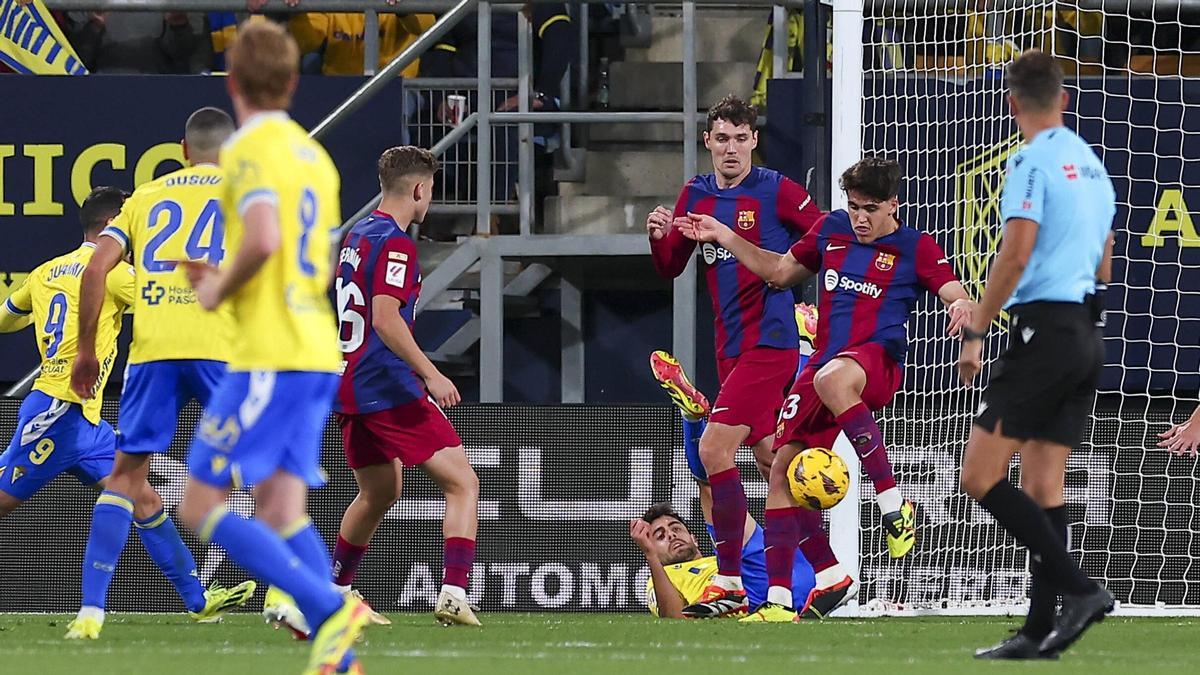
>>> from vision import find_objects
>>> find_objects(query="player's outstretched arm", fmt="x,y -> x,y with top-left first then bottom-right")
935,281 -> 974,338
71,236 -> 124,398
629,519 -> 687,619
677,213 -> 814,288
372,294 -> 461,409
0,281 -> 33,333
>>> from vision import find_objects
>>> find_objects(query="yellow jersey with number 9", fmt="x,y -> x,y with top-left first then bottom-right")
3,243 -> 135,424
219,111 -> 341,373
101,163 -> 234,364
645,555 -> 718,617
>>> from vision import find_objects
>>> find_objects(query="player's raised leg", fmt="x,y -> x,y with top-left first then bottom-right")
811,356 -> 914,558
420,444 -> 482,626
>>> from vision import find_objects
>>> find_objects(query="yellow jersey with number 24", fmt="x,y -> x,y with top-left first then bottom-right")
102,163 -> 234,364
219,111 -> 341,373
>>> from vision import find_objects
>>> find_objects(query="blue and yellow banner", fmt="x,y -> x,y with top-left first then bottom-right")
0,0 -> 87,75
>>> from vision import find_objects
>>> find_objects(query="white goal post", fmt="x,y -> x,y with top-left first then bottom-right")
829,0 -> 1200,616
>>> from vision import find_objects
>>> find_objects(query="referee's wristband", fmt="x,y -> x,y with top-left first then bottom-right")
962,327 -> 986,342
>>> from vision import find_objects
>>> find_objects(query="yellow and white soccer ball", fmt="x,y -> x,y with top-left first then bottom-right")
787,447 -> 850,510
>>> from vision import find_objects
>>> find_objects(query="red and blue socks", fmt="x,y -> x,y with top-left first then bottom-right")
836,402 -> 902,514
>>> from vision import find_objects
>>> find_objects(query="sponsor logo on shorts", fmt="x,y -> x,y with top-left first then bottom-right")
700,243 -> 734,265
824,270 -> 883,299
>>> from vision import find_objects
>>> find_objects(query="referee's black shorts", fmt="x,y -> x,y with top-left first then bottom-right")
974,301 -> 1103,448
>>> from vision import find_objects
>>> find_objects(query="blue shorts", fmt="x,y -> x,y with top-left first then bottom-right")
119,359 -> 226,454
708,522 -> 815,608
188,371 -> 337,489
0,391 -> 115,501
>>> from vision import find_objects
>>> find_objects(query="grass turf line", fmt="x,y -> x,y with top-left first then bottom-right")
0,613 -> 1196,674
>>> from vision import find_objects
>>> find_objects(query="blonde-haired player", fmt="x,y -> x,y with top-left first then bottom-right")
174,21 -> 369,675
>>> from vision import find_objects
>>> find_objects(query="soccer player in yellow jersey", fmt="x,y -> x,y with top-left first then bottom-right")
0,189 -> 132,522
67,108 -> 256,640
174,21 -> 369,675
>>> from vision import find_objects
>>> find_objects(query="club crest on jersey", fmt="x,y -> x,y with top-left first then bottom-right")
875,252 -> 896,271
736,210 -> 756,230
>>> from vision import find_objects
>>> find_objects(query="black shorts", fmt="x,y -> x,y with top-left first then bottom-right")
974,301 -> 1103,447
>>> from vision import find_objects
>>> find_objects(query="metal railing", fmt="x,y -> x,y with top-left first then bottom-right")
32,0 -> 810,403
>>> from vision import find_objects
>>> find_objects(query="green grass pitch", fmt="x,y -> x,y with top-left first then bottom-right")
0,613 -> 1196,674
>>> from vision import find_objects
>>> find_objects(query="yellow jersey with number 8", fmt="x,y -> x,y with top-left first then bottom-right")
102,163 -> 234,364
219,112 -> 341,373
3,243 -> 134,423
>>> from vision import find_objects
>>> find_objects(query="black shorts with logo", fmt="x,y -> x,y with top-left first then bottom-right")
974,301 -> 1103,448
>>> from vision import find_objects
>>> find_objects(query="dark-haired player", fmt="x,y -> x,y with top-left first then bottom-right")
957,50 -> 1116,659
0,189 -> 176,639
678,156 -> 972,621
630,502 -> 814,619
0,190 -> 132,533
646,94 -> 823,616
331,146 -> 482,627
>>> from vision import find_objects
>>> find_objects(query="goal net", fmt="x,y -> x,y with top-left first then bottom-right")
841,0 -> 1200,614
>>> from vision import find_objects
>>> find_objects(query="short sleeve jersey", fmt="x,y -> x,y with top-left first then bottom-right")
1000,126 -> 1116,307
334,211 -> 426,414
4,243 -> 134,423
667,166 -> 823,359
218,111 -> 342,373
790,210 -> 958,367
101,163 -> 234,364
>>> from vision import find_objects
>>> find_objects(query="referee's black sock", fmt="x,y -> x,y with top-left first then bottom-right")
1020,505 -> 1068,640
979,480 -> 1094,595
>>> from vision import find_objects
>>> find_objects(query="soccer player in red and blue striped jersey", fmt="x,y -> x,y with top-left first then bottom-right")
646,95 -> 823,616
332,147 -> 481,627
678,157 -> 973,621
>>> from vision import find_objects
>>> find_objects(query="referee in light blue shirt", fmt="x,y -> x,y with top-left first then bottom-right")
955,50 -> 1117,661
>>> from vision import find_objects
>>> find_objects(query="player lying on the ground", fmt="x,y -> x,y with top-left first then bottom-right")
630,501 -> 813,619
177,22 -> 370,674
676,156 -> 972,620
68,107 -> 255,640
0,188 -> 249,636
643,334 -> 817,618
646,95 -> 823,617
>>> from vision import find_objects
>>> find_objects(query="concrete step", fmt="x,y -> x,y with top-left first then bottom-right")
588,120 -> 690,145
624,11 -> 767,64
557,150 -> 706,197
542,195 -> 675,235
609,61 -> 758,110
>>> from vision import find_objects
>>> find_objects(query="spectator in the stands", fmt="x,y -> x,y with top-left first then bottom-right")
66,11 -> 209,74
419,3 -> 577,215
289,11 -> 433,76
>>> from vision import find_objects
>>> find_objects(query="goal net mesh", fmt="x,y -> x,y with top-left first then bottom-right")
859,0 -> 1200,612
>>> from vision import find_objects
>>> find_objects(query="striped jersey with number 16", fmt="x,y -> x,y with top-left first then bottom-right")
334,210 -> 426,415
101,164 -> 234,364
3,243 -> 135,423
219,111 -> 342,373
